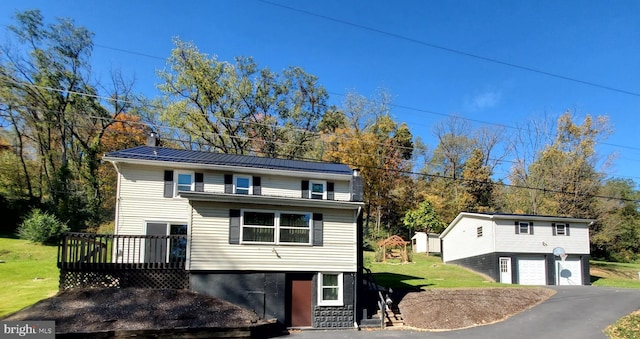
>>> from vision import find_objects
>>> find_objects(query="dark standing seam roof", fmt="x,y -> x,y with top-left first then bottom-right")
104,146 -> 353,175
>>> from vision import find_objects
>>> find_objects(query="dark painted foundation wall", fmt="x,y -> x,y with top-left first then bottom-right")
447,252 -> 591,285
190,271 -> 356,328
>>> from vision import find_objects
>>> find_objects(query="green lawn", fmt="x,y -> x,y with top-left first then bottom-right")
0,238 -> 59,318
591,260 -> 640,288
365,251 -> 505,289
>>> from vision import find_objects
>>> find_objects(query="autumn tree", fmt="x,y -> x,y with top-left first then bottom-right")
322,91 -> 413,237
504,112 -> 610,218
0,10 -> 140,229
157,39 -> 328,159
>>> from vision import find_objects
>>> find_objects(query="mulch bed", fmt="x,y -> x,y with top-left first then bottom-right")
398,287 -> 555,330
3,288 -> 271,335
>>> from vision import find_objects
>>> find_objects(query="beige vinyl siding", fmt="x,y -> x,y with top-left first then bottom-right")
115,164 -> 190,235
188,201 -> 358,272
441,217 -> 494,262
494,220 -> 590,254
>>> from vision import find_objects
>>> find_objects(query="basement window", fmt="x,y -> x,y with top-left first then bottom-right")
318,272 -> 343,306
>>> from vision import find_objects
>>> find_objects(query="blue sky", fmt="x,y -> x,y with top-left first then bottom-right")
2,1 -> 639,183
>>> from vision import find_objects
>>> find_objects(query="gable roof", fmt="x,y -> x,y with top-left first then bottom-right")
103,146 -> 353,176
440,212 -> 595,239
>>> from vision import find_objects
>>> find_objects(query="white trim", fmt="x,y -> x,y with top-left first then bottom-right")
234,174 -> 252,195
175,170 -> 194,196
240,209 -> 312,245
179,191 -> 363,210
309,180 -> 327,199
318,272 -> 344,306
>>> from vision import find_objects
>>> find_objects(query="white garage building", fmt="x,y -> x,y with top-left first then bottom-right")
440,213 -> 593,286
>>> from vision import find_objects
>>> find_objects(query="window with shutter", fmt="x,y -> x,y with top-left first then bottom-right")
163,170 -> 174,198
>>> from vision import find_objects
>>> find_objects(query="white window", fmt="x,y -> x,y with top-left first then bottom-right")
310,180 -> 326,200
555,223 -> 567,236
241,210 -> 311,245
518,222 -> 532,235
234,175 -> 251,195
175,171 -> 194,193
318,272 -> 343,306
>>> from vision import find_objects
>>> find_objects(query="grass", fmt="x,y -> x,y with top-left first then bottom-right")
606,310 -> 640,339
590,260 -> 640,288
0,238 -> 59,318
365,251 -> 504,289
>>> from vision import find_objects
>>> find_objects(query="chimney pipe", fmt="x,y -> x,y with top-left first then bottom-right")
146,132 -> 159,147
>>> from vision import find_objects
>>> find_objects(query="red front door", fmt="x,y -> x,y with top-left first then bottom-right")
289,275 -> 313,327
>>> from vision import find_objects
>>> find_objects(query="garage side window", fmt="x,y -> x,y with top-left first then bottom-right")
552,223 -> 570,236
515,221 -> 534,235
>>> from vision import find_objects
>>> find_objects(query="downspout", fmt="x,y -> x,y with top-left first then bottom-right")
110,161 -> 122,234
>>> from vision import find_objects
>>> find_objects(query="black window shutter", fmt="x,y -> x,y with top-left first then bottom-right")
301,180 -> 309,199
566,223 -> 570,236
253,176 -> 261,195
195,172 -> 204,192
552,223 -> 556,236
327,182 -> 335,200
530,222 -> 534,235
163,170 -> 174,198
229,209 -> 241,244
224,174 -> 233,194
312,213 -> 323,246
514,221 -> 520,234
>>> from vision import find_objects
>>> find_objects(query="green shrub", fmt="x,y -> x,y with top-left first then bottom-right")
17,209 -> 69,244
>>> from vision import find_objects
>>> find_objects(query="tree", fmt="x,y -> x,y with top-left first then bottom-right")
461,148 -> 495,212
591,179 -> 640,262
0,10 -> 137,229
402,200 -> 446,239
322,91 -> 413,237
157,39 -> 328,159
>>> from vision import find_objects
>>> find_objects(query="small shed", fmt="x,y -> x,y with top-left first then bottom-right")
411,232 -> 441,254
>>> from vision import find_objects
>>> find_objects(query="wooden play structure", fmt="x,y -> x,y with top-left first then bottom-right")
377,235 -> 410,263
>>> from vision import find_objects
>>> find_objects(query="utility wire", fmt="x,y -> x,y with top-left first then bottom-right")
258,0 -> 640,97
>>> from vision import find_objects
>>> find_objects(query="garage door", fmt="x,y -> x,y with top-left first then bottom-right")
556,259 -> 582,285
518,257 -> 546,285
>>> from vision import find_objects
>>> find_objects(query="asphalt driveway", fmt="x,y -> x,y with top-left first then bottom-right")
289,286 -> 640,339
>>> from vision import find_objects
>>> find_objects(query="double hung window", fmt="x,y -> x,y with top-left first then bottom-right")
241,210 -> 311,244
310,181 -> 326,200
318,272 -> 343,306
176,171 -> 194,193
235,175 -> 251,195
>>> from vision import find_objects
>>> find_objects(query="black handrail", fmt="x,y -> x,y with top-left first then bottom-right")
363,267 -> 388,328
58,232 -> 187,270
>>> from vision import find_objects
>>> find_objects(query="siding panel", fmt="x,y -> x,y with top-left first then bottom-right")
189,201 -> 357,272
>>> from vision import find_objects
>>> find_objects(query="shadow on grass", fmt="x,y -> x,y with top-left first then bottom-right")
590,275 -> 602,284
371,272 -> 433,306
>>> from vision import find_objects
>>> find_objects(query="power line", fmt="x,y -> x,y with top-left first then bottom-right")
258,0 -> 640,97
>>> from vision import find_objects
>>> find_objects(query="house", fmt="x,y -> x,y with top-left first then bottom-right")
411,232 -> 441,254
440,212 -> 593,286
93,140 -> 365,329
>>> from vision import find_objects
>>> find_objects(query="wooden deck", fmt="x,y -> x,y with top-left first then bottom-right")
57,233 -> 188,289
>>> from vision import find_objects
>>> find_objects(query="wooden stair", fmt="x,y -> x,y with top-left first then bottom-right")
380,306 -> 404,327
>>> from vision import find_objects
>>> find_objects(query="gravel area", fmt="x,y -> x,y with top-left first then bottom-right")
3,288 -> 269,334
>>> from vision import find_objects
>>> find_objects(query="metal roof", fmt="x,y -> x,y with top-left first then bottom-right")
104,146 -> 353,175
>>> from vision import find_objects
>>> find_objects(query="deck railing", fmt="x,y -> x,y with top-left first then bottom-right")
57,232 -> 187,270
